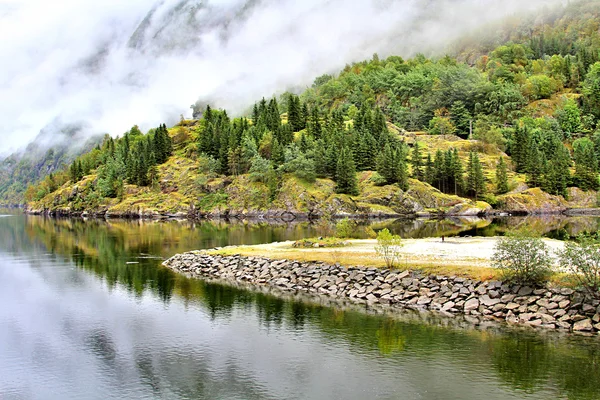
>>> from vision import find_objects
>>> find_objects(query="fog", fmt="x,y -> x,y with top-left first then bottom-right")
0,0 -> 564,155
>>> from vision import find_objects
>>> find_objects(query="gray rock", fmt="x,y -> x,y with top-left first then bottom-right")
480,295 -> 501,307
417,296 -> 432,305
518,286 -> 534,296
573,318 -> 594,332
582,304 -> 596,314
559,300 -> 571,309
464,298 -> 480,311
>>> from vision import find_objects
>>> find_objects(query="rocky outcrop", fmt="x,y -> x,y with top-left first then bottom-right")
164,252 -> 600,335
498,188 -> 568,215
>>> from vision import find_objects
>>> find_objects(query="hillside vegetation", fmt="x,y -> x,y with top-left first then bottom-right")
25,0 -> 600,218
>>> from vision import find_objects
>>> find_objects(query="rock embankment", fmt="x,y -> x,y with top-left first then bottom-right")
164,252 -> 600,334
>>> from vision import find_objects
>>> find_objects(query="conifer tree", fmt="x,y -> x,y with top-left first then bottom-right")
433,149 -> 445,191
335,147 -> 359,195
573,137 -> 599,190
287,94 -> 301,132
425,153 -> 435,185
325,144 -> 338,179
271,137 -> 285,166
308,108 -> 322,139
467,151 -> 486,200
512,125 -> 531,173
411,142 -> 424,180
451,148 -> 464,195
376,143 -> 408,190
543,144 -> 570,196
527,141 -> 545,188
301,102 -> 309,130
314,139 -> 328,177
496,157 -> 509,194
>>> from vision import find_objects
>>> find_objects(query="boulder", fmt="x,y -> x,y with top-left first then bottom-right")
573,318 -> 594,332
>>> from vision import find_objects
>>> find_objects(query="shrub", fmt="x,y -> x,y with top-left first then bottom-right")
375,228 -> 403,268
557,234 -> 600,297
491,232 -> 553,286
335,218 -> 357,239
198,154 -> 220,177
249,156 -> 273,183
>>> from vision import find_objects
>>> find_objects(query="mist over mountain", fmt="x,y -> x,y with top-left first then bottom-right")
0,0 -> 564,155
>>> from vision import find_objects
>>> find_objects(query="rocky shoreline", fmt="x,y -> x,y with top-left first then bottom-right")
163,252 -> 600,335
23,206 -> 600,221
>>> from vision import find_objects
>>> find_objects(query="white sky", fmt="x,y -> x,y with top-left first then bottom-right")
0,0 -> 563,155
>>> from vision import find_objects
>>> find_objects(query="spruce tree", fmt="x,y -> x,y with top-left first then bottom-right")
411,142 -> 424,180
376,143 -> 395,184
301,102 -> 309,130
314,139 -> 328,177
425,153 -> 435,185
527,141 -> 545,188
512,125 -> 531,173
467,152 -> 486,200
308,108 -> 322,139
451,148 -> 464,195
271,137 -> 285,166
573,137 -> 599,190
543,144 -> 570,196
335,147 -> 359,195
287,94 -> 301,132
433,149 -> 445,191
496,157 -> 509,194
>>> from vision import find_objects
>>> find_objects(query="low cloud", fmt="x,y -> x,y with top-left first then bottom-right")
0,0 -> 563,154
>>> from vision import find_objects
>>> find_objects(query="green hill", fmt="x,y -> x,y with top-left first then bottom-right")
24,0 -> 600,218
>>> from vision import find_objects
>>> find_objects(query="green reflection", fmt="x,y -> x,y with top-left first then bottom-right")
1,211 -> 600,399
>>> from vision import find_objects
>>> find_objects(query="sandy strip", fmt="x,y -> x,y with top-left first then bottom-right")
230,237 -> 566,269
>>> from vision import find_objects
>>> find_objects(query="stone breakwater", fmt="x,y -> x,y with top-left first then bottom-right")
163,252 -> 600,334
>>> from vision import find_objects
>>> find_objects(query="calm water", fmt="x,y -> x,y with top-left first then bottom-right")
1,211 -> 599,400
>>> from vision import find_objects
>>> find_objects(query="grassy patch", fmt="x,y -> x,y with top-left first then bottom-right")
292,237 -> 350,248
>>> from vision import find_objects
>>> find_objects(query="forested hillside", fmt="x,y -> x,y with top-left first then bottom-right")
25,0 -> 600,218
0,124 -> 102,206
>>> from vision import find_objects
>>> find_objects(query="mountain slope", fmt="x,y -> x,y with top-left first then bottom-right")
18,0 -> 600,215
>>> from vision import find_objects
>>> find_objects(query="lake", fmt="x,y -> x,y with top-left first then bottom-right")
0,211 -> 599,399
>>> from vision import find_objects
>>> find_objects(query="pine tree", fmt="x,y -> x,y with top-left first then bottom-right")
433,149 -> 445,191
377,143 -> 395,184
411,142 -> 424,180
335,147 -> 359,195
573,137 -> 599,190
271,137 -> 285,166
467,152 -> 486,200
543,144 -> 570,196
287,94 -> 301,132
308,107 -> 322,139
527,141 -> 545,188
314,139 -> 328,177
451,148 -> 464,195
325,144 -> 338,179
372,107 -> 387,141
512,125 -> 531,173
496,157 -> 509,194
376,143 -> 408,189
425,153 -> 435,185
301,102 -> 309,130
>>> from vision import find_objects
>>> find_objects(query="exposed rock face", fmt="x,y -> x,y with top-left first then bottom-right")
164,252 -> 600,335
498,188 -> 567,215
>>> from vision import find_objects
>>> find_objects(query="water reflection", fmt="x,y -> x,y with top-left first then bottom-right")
0,211 -> 599,399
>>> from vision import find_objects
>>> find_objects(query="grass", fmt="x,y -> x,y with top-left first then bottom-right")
209,241 -> 502,281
